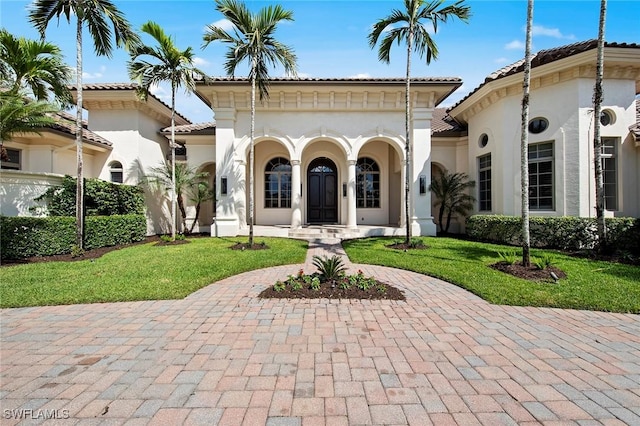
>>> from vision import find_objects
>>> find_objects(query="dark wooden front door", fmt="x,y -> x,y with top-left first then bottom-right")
307,158 -> 338,223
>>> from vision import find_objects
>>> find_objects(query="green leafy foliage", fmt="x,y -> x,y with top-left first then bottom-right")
312,255 -> 346,281
467,215 -> 640,254
1,215 -> 146,260
35,176 -> 145,216
497,250 -> 518,265
273,280 -> 286,292
533,253 -> 556,270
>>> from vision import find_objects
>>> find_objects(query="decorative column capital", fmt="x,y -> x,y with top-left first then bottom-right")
291,159 -> 301,166
347,159 -> 357,167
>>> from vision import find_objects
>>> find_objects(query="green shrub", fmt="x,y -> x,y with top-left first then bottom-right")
1,215 -> 146,260
35,175 -> 144,216
533,253 -> 556,270
467,215 -> 640,254
497,250 -> 518,265
312,255 -> 347,281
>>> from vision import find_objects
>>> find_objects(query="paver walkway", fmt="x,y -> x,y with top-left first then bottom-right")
1,239 -> 639,425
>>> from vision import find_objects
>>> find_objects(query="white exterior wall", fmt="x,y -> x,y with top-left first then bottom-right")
89,109 -> 171,235
0,171 -> 63,216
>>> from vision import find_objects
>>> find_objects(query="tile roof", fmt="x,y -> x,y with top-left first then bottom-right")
70,83 -> 191,124
48,111 -> 112,148
431,108 -> 466,136
161,122 -> 216,135
451,40 -> 640,112
198,76 -> 462,84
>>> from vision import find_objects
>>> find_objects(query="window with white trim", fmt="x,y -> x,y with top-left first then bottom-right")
356,157 -> 380,208
528,142 -> 554,210
1,148 -> 21,170
264,157 -> 291,208
109,161 -> 123,183
601,138 -> 618,211
478,154 -> 491,211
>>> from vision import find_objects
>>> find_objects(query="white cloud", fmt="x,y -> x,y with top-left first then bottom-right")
204,18 -> 234,33
149,84 -> 169,100
349,73 -> 371,79
193,57 -> 210,68
505,40 -> 525,50
494,57 -> 511,64
77,65 -> 105,80
531,25 -> 575,40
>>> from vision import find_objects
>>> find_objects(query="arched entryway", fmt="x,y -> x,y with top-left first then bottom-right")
307,157 -> 338,223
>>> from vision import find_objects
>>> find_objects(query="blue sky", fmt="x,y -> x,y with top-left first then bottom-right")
2,0 -> 639,123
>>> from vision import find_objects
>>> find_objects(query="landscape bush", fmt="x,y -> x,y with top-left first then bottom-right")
1,214 -> 146,260
35,175 -> 145,216
466,215 -> 640,254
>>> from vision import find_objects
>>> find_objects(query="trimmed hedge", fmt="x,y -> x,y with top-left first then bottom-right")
35,176 -> 145,216
1,215 -> 146,260
466,215 -> 640,254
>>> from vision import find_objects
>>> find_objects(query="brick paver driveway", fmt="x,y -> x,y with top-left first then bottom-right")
1,240 -> 639,425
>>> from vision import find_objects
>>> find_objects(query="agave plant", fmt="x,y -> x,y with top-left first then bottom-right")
312,255 -> 346,281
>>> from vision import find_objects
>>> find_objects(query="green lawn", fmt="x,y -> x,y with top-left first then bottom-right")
0,237 -> 307,308
343,237 -> 640,314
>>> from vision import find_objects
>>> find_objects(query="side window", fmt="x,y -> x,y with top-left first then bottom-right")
264,157 -> 292,208
109,161 -> 123,183
1,148 -> 21,170
356,157 -> 380,208
478,154 -> 491,211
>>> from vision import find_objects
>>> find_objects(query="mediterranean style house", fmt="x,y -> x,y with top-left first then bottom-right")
1,40 -> 639,237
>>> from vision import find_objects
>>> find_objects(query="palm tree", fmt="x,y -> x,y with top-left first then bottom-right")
128,20 -> 204,241
188,181 -> 216,234
429,171 -> 475,234
1,91 -> 56,160
29,0 -> 140,250
0,29 -> 72,106
368,0 -> 470,245
203,0 -> 297,246
593,0 -> 608,252
146,161 -> 210,234
520,0 -> 534,267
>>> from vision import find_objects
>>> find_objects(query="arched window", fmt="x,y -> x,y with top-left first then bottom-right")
265,157 -> 291,208
356,157 -> 380,208
109,161 -> 123,183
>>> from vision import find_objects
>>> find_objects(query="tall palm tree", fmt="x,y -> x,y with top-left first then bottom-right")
203,0 -> 297,246
429,171 -> 475,234
28,0 -> 140,250
369,0 -> 470,245
593,0 -> 608,252
0,29 -> 72,106
128,20 -> 204,241
520,0 -> 534,267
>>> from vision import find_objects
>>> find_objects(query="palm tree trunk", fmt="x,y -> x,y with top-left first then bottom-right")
404,26 -> 413,246
177,194 -> 187,233
189,203 -> 201,234
249,57 -> 256,246
593,0 -> 608,252
75,16 -> 84,250
520,0 -> 533,267
171,81 -> 177,240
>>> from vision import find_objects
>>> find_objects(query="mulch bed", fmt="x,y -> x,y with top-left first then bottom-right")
491,261 -> 567,282
259,280 -> 406,301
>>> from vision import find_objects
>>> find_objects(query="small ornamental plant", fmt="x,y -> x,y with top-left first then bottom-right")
259,255 -> 405,301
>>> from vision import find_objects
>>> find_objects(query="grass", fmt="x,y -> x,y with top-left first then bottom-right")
0,237 -> 307,308
343,237 -> 640,314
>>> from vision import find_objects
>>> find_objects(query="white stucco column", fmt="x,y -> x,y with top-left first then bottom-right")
411,108 -> 437,236
347,159 -> 357,229
290,159 -> 302,228
212,107 -> 241,237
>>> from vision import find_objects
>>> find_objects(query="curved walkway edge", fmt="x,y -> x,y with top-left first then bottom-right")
1,239 -> 639,425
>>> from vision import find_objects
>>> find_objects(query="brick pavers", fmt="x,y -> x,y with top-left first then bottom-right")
1,239 -> 639,425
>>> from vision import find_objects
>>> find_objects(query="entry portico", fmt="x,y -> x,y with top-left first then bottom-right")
196,77 -> 461,237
